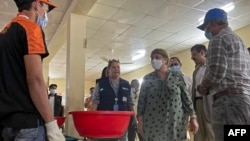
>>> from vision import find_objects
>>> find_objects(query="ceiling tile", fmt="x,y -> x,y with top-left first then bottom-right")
144,30 -> 173,41
0,0 -> 17,14
195,0 -> 240,11
227,0 -> 250,18
163,33 -> 192,44
86,16 -> 106,30
123,26 -> 152,38
229,19 -> 250,31
97,0 -> 127,7
87,3 -> 118,20
48,10 -> 65,24
53,0 -> 71,12
122,0 -> 159,14
181,35 -> 207,46
131,39 -> 158,48
91,30 -> 119,41
168,43 -> 191,52
238,12 -> 250,22
98,20 -> 131,34
173,0 -> 205,7
150,41 -> 175,49
173,9 -> 205,26
135,15 -> 167,29
114,35 -> 142,45
86,28 -> 97,39
111,9 -> 145,25
148,1 -> 189,20
87,39 -> 108,51
157,21 -> 190,33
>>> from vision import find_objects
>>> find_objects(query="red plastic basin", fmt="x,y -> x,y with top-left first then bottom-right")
69,111 -> 134,139
54,116 -> 66,128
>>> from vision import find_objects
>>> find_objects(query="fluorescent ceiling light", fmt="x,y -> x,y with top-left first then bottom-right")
221,2 -> 235,12
132,50 -> 145,61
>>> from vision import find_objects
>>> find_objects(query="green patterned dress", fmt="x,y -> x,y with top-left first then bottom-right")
137,71 -> 195,141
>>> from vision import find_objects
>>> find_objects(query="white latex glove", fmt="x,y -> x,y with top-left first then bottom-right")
45,120 -> 65,141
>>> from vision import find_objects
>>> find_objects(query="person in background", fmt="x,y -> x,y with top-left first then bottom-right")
0,0 -> 64,140
48,84 -> 64,117
92,59 -> 134,141
128,79 -> 143,141
169,57 -> 192,97
169,56 -> 193,141
190,44 -> 214,141
84,87 -> 95,111
197,8 -> 250,141
96,66 -> 108,84
137,48 -> 198,141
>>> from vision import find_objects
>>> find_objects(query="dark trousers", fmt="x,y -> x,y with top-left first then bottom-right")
127,117 -> 143,141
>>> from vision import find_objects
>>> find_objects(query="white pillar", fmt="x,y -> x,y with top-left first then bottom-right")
65,13 -> 86,139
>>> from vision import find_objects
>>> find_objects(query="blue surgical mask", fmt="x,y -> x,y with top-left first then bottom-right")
171,65 -> 180,72
37,9 -> 48,28
205,31 -> 212,40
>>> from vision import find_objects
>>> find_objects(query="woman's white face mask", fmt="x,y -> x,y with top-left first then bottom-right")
151,59 -> 163,70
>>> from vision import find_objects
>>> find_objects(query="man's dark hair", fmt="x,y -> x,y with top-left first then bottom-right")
89,87 -> 94,91
247,47 -> 250,51
190,44 -> 207,53
131,79 -> 139,85
17,1 -> 33,12
49,84 -> 57,89
15,0 -> 46,12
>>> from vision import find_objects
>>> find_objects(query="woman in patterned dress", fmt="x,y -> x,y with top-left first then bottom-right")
137,48 -> 198,141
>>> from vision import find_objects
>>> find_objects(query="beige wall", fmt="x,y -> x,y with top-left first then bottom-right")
85,81 -> 96,94
235,24 -> 250,47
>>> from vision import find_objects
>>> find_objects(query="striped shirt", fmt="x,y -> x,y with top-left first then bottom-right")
204,27 -> 250,95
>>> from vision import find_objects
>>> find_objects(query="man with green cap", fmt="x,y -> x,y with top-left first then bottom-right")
197,8 -> 250,141
0,0 -> 65,140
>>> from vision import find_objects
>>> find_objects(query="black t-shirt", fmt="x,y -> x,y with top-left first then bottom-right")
0,13 -> 49,128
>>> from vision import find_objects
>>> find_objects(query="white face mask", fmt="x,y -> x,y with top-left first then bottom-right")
151,59 -> 163,70
50,89 -> 57,94
131,88 -> 138,93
